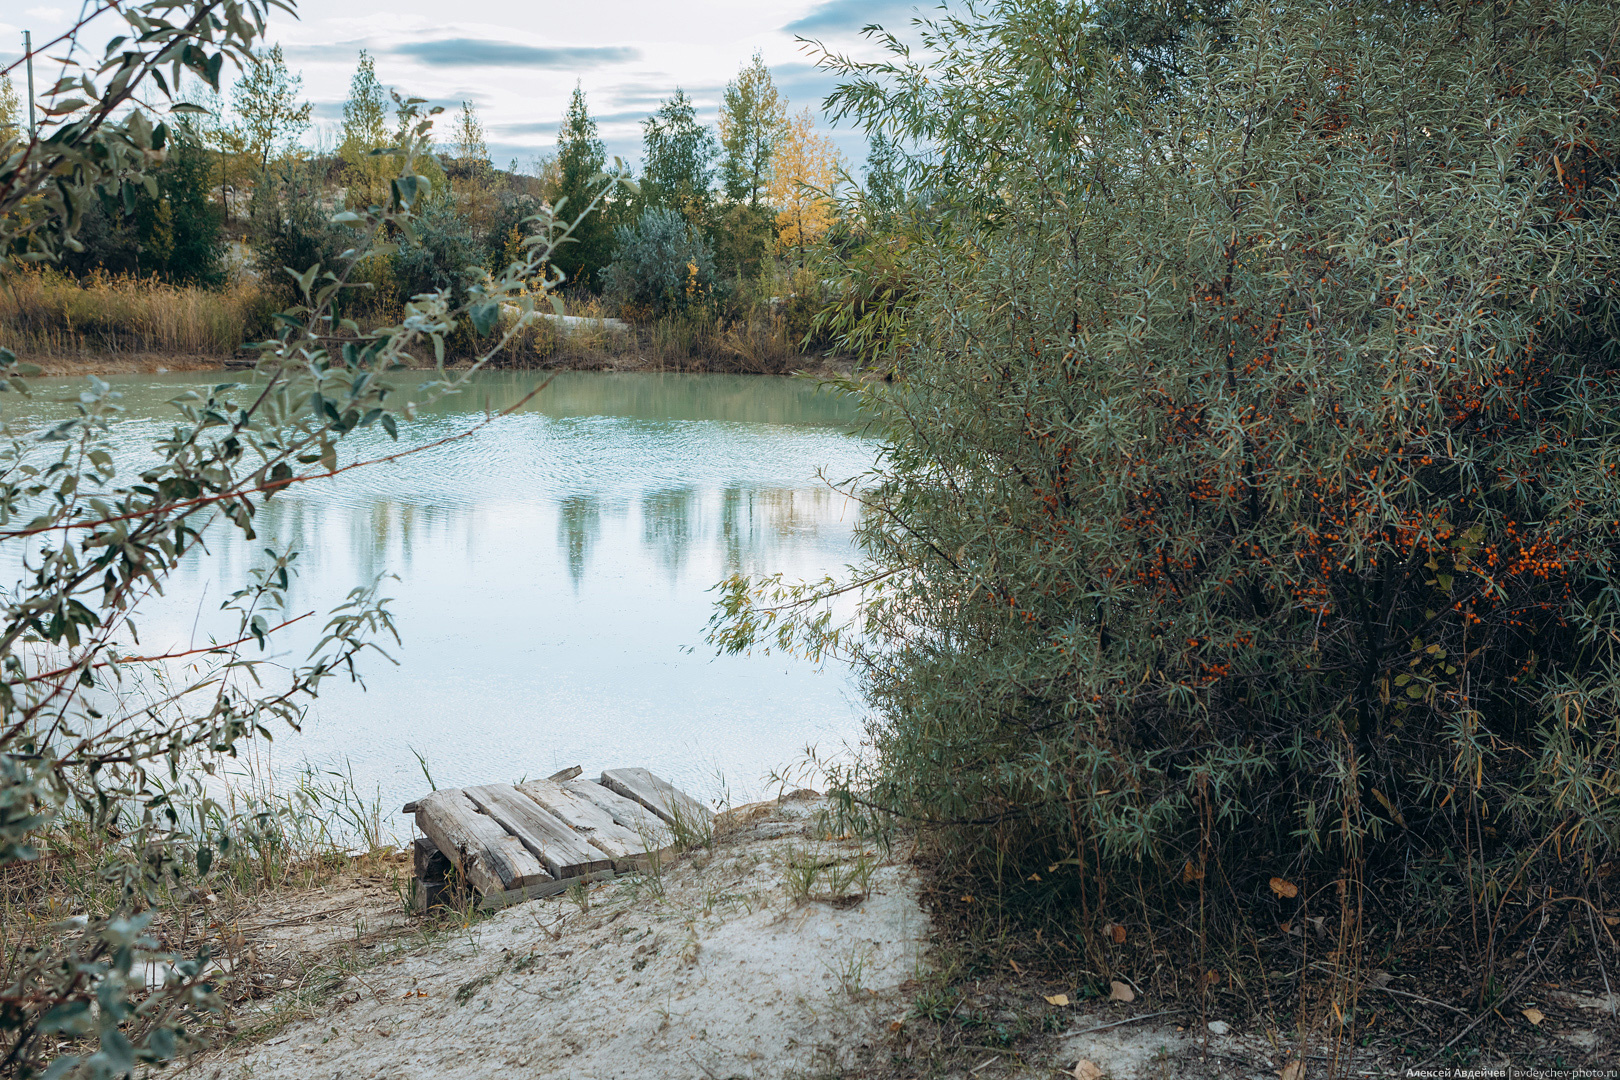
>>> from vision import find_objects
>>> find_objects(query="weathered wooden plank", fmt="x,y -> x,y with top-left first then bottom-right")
599,768 -> 712,829
411,876 -> 452,913
546,765 -> 583,782
516,779 -> 659,864
414,789 -> 550,896
478,869 -> 615,911
563,779 -> 675,855
413,836 -> 451,881
464,784 -> 612,879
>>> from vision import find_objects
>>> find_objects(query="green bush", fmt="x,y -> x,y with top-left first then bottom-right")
604,207 -> 716,317
249,159 -> 356,305
392,198 -> 482,305
57,128 -> 224,285
724,0 -> 1620,985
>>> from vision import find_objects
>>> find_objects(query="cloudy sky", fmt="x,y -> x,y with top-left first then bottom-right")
0,0 -> 935,173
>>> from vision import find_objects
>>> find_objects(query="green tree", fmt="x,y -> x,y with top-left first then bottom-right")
232,43 -> 313,170
156,124 -> 226,283
640,89 -> 717,224
551,83 -> 613,291
0,73 -> 20,145
451,100 -> 490,172
718,52 -> 785,207
339,49 -> 391,205
719,0 -> 1620,1004
861,131 -> 903,226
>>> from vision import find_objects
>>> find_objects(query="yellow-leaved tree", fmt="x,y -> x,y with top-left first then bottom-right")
767,107 -> 843,255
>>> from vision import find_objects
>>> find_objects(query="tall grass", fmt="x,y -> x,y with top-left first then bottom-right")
0,266 -> 272,356
0,264 -> 835,373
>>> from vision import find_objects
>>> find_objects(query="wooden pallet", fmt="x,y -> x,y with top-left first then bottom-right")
405,767 -> 711,910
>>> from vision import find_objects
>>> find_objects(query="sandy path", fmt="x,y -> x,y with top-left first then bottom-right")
196,798 -> 926,1080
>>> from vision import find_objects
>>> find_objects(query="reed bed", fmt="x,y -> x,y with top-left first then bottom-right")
0,266 -> 833,373
0,267 -> 272,357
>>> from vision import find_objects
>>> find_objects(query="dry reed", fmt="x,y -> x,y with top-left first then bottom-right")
0,267 -> 271,357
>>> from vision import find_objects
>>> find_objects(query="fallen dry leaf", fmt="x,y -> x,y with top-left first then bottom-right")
1522,1007 -> 1545,1026
1368,969 -> 1393,989
887,1020 -> 903,1033
1103,921 -> 1127,944
1270,877 -> 1300,899
1045,993 -> 1070,1007
1071,1061 -> 1103,1080
1108,980 -> 1135,1002
1009,959 -> 1023,975
1279,1061 -> 1305,1080
1182,860 -> 1205,883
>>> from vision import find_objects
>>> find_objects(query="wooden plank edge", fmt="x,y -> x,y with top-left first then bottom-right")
479,869 -> 617,910
598,771 -> 675,824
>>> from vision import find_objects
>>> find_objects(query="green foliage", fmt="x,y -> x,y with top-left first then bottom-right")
720,0 -> 1620,988
640,89 -> 717,223
250,158 -> 355,303
1093,0 -> 1235,94
0,73 -> 19,146
450,100 -> 491,179
711,200 -> 774,281
605,206 -> 715,317
393,199 -> 482,307
339,50 -> 391,205
154,126 -> 227,284
231,43 -> 313,169
719,51 -> 786,207
861,132 -> 904,228
552,84 -> 614,292
55,126 -> 224,284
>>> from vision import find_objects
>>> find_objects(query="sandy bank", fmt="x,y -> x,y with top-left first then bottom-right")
196,796 -> 926,1080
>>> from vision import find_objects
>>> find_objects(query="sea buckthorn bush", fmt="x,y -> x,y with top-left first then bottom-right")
723,0 -> 1620,982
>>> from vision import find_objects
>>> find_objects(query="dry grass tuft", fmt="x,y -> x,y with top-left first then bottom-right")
0,267 -> 272,357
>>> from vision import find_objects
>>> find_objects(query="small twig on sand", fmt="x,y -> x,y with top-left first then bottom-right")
1061,1009 -> 1178,1038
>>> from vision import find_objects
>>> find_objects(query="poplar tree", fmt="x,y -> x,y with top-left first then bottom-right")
339,50 -> 390,205
719,52 -> 786,207
862,131 -> 903,226
551,83 -> 612,291
232,43 -> 312,170
452,101 -> 490,173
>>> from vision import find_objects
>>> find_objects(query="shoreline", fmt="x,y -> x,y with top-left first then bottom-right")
19,350 -> 858,380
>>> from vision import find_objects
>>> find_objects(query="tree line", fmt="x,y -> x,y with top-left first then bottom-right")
0,47 -> 862,325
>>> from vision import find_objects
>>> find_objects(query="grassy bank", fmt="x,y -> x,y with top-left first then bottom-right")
0,268 -> 273,357
0,266 -> 837,375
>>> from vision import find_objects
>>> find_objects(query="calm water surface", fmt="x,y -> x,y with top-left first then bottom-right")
5,370 -> 875,826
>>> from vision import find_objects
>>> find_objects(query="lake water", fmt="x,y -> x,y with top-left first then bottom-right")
3,370 -> 876,829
